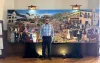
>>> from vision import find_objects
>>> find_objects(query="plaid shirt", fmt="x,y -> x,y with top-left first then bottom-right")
40,24 -> 54,39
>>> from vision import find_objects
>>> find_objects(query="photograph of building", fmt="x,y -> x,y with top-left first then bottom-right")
7,10 -> 99,43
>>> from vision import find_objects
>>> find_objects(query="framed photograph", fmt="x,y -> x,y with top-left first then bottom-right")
7,9 -> 99,43
0,23 -> 3,35
0,38 -> 3,49
0,50 -> 2,55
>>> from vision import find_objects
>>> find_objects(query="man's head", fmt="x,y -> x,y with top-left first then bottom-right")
45,18 -> 50,24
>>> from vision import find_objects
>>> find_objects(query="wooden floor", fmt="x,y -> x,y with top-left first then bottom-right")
0,56 -> 100,63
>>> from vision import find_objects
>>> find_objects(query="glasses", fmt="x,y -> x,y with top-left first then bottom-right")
45,20 -> 49,21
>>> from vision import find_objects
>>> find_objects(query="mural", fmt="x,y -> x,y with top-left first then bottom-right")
7,9 -> 99,43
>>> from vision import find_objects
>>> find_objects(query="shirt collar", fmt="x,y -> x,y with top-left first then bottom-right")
45,23 -> 50,25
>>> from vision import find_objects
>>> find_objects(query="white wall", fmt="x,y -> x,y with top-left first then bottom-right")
14,0 -> 63,9
88,0 -> 99,9
14,0 -> 88,9
3,0 -> 14,30
0,0 -> 4,20
63,0 -> 88,9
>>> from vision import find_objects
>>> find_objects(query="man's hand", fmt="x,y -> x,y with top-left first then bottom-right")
51,37 -> 54,43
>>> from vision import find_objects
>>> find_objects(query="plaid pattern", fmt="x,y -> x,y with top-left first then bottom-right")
40,24 -> 54,39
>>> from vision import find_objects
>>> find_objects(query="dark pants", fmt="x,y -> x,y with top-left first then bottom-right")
42,36 -> 51,58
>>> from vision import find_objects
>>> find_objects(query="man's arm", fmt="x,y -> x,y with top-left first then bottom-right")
40,25 -> 43,39
51,25 -> 54,42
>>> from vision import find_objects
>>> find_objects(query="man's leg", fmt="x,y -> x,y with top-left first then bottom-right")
42,37 -> 46,59
47,37 -> 52,59
47,43 -> 51,59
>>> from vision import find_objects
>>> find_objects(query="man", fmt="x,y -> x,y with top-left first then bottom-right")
40,18 -> 54,60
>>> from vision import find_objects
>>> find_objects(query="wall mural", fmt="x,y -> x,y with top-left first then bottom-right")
7,9 -> 99,43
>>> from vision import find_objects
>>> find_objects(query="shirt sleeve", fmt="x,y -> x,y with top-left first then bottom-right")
51,25 -> 54,39
40,25 -> 43,39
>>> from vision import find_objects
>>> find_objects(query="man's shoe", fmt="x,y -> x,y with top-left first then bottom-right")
49,58 -> 52,60
41,58 -> 46,60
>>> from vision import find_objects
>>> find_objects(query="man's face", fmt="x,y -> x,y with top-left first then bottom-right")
45,19 -> 50,24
